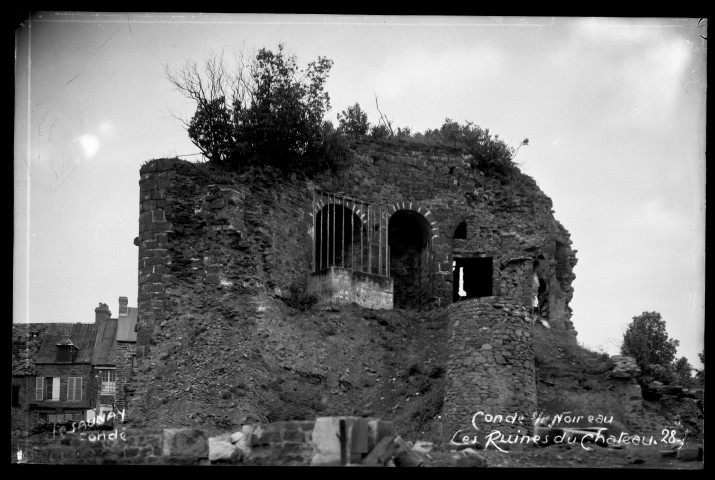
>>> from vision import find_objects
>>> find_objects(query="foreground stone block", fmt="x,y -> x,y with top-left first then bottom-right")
310,417 -> 369,466
454,448 -> 488,467
677,446 -> 703,461
362,436 -> 397,466
367,419 -> 394,451
412,440 -> 435,454
231,425 -> 252,457
162,429 -> 209,459
209,438 -> 240,463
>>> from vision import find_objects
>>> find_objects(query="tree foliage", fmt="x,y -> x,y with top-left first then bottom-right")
673,356 -> 696,387
337,103 -> 369,138
165,44 -> 334,171
694,350 -> 704,384
620,311 -> 680,385
166,48 -> 528,181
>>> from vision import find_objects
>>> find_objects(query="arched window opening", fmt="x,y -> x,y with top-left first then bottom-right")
312,190 -> 390,276
454,221 -> 467,240
314,204 -> 362,272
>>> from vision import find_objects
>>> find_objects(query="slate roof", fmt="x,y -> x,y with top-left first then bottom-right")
34,323 -> 98,364
116,307 -> 138,342
92,318 -> 118,365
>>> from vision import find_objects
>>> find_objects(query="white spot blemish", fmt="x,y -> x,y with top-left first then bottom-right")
77,134 -> 100,158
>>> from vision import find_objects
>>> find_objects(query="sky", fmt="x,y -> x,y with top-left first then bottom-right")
14,14 -> 706,369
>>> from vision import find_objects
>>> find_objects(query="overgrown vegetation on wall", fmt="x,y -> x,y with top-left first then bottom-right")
165,45 -> 528,181
165,44 -> 341,174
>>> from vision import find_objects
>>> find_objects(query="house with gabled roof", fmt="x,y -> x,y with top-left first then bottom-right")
29,321 -> 99,425
16,297 -> 138,429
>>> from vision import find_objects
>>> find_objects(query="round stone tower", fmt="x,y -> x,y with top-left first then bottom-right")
443,297 -> 537,442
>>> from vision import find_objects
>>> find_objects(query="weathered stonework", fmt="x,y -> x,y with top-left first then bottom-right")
137,159 -> 179,357
443,298 -> 537,438
307,267 -> 394,309
114,341 -> 135,410
135,143 -> 577,342
132,141 -> 579,431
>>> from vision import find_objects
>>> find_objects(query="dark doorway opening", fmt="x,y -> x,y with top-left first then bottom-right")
453,257 -> 493,302
389,210 -> 432,309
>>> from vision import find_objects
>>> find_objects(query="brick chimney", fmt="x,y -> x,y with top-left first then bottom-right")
95,303 -> 111,326
118,296 -> 129,316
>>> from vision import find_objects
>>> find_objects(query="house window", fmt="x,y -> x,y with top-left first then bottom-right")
12,385 -> 20,406
67,377 -> 83,402
35,377 -> 44,401
57,345 -> 74,363
37,377 -> 60,401
47,377 -> 60,401
100,370 -> 116,395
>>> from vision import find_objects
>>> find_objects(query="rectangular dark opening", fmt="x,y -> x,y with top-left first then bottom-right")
57,345 -> 72,363
453,257 -> 493,301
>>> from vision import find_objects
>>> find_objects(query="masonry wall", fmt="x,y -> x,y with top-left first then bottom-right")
136,159 -> 316,352
11,376 -> 29,432
136,159 -> 177,356
136,144 -> 577,346
132,143 -> 578,429
114,342 -> 135,410
19,427 -> 209,465
306,267 -> 394,309
443,298 -> 537,439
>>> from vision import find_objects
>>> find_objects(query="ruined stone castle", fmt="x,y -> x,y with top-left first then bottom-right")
133,139 -> 580,437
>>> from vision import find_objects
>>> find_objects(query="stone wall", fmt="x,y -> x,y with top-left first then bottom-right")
132,142 -> 578,429
307,267 -> 394,309
443,298 -> 537,439
136,144 -> 577,344
11,376 -> 29,432
16,417 -> 397,466
114,342 -> 135,410
136,159 -> 179,356
19,427 -> 209,465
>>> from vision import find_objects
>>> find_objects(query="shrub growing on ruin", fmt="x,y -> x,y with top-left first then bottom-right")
165,44 -> 334,172
369,124 -> 391,140
337,103 -> 370,138
423,119 -> 527,179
